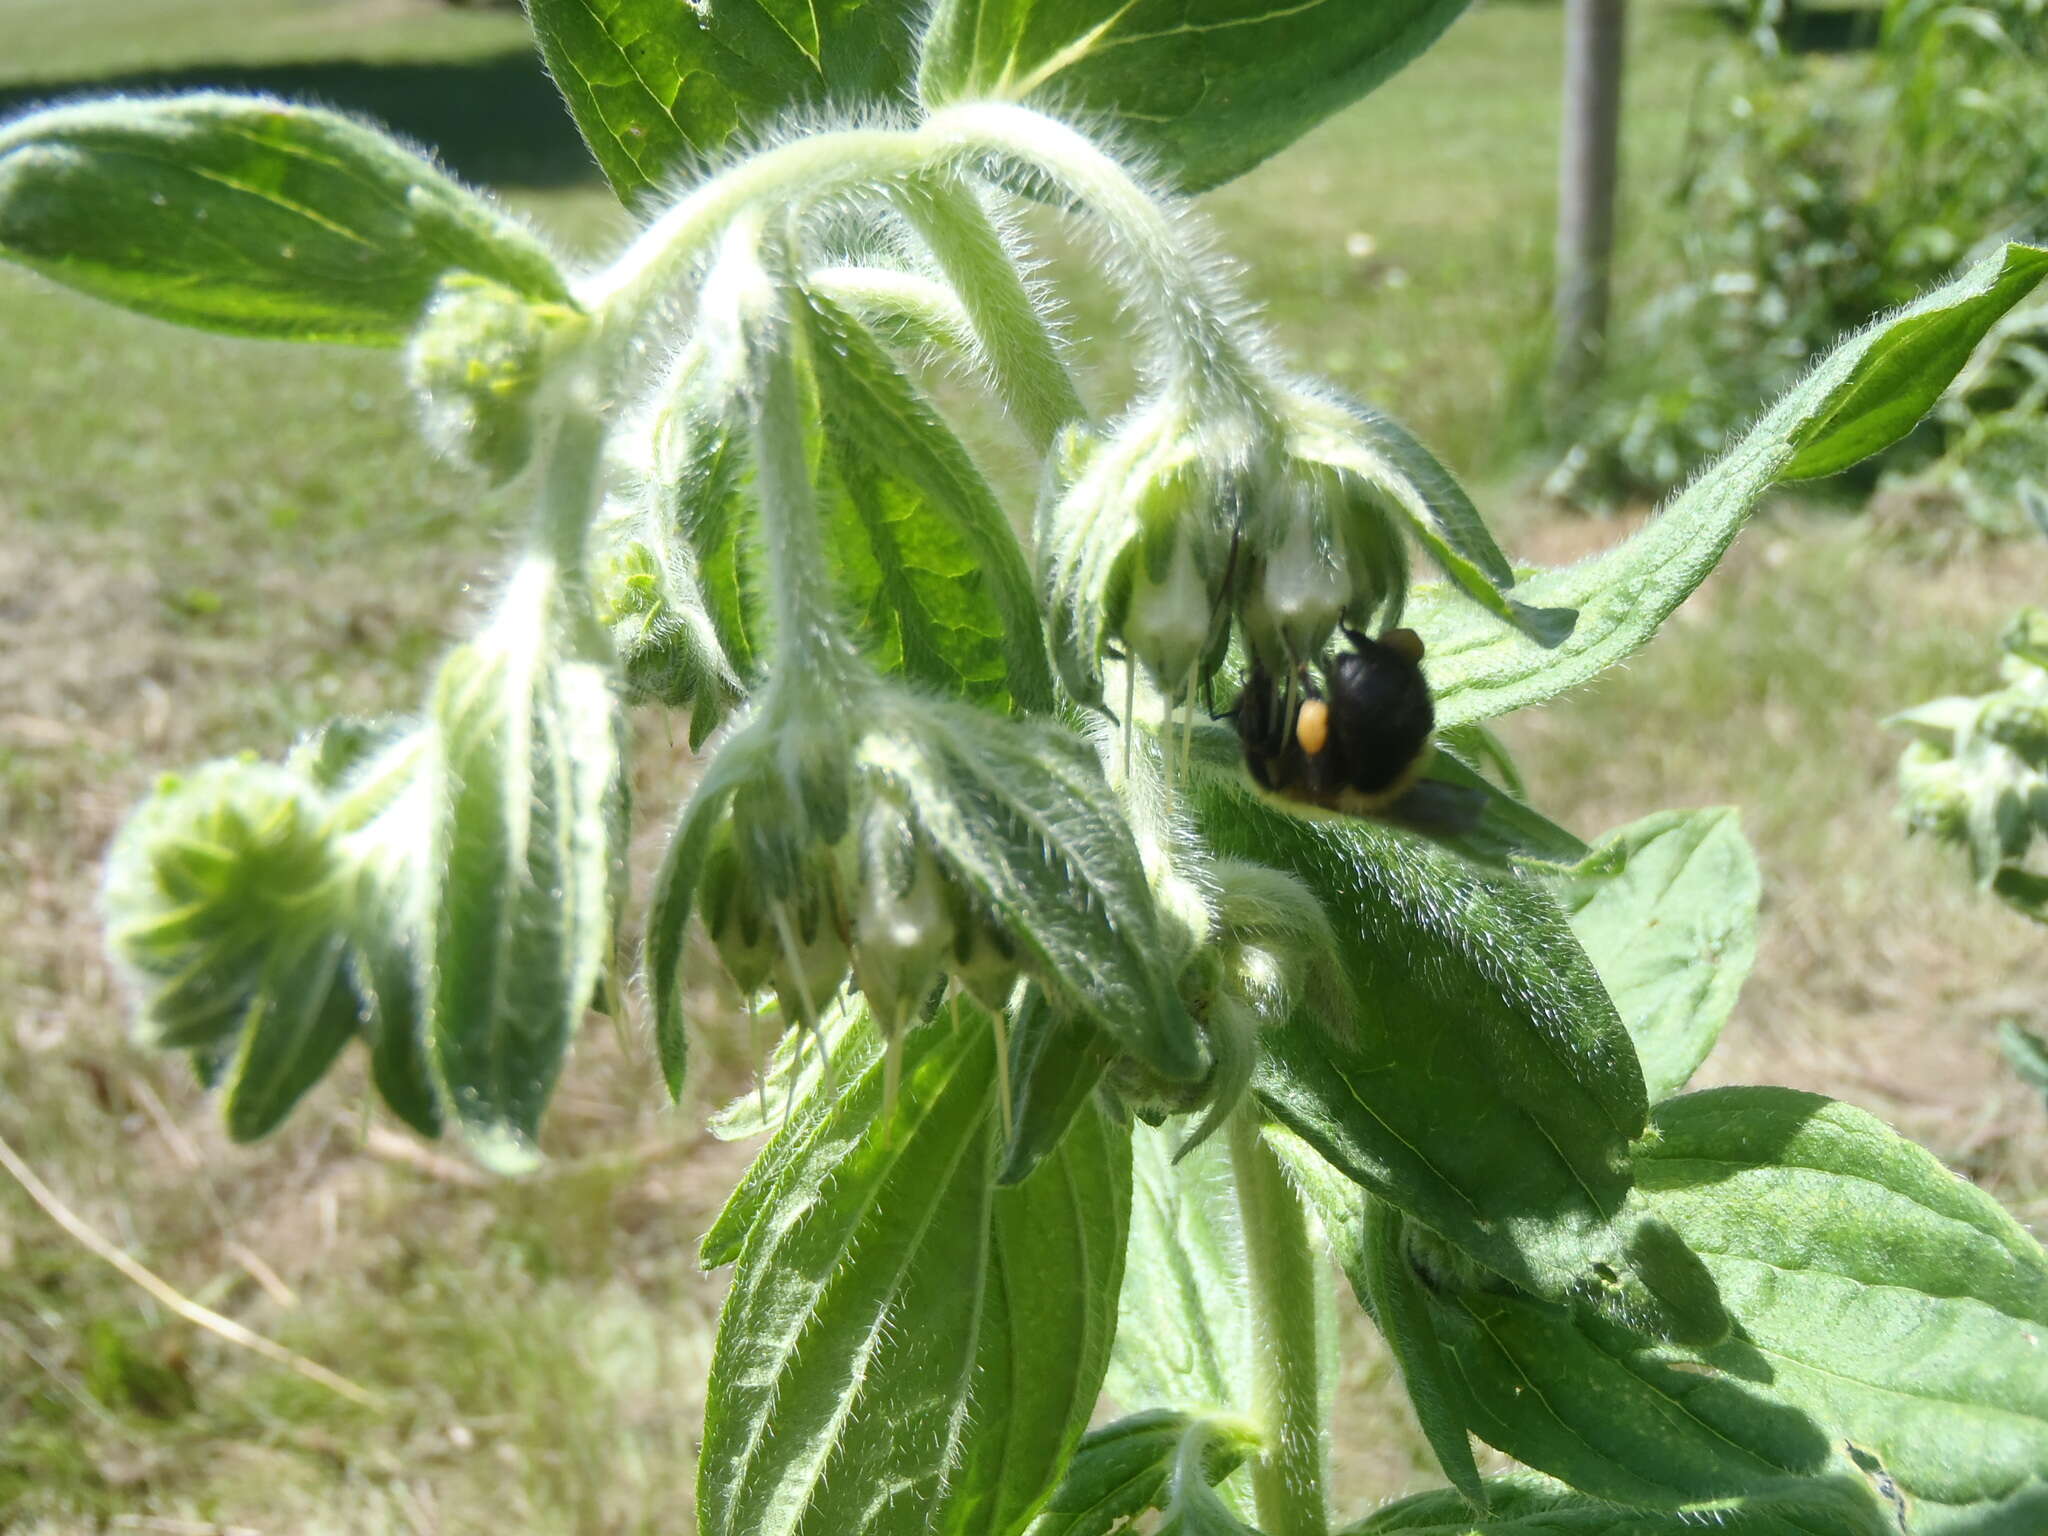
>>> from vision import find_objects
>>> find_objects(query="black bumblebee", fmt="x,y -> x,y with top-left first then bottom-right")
1235,627 -> 1471,828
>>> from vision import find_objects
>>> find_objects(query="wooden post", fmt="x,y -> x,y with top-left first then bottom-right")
1553,0 -> 1628,393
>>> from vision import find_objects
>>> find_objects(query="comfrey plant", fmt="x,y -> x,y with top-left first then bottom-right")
6,1 -> 2048,1530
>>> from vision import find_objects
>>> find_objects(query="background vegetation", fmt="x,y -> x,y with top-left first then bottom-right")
4,0 -> 2046,1528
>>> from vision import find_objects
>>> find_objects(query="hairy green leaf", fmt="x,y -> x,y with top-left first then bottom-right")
1195,769 -> 1670,1323
1544,810 -> 1759,1102
699,1012 -> 1129,1536
218,931 -> 360,1141
1359,1198 -> 1485,1509
801,287 -> 1055,713
917,0 -> 1471,191
1108,1122 -> 1250,1420
861,697 -> 1204,1083
0,93 -> 567,344
1411,243 -> 2048,731
1428,1087 -> 2048,1521
999,988 -> 1115,1186
1345,1475 -> 1896,1535
525,0 -> 923,207
427,560 -> 624,1171
1028,1411 -> 1257,1536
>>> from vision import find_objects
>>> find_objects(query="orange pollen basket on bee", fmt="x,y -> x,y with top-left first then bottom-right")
1296,698 -> 1331,757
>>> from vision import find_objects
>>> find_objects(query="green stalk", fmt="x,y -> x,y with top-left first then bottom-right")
580,128 -> 933,327
890,171 -> 1086,453
923,102 -> 1275,425
1227,1106 -> 1330,1536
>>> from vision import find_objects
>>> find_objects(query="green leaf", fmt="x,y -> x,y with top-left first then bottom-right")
1411,243 -> 2048,732
1358,1198 -> 1485,1510
1427,1087 -> 2048,1519
0,93 -> 567,344
801,288 -> 1055,714
426,560 -> 625,1171
1028,1411 -> 1257,1536
862,698 -> 1205,1084
698,1012 -> 1130,1536
1196,770 -> 1667,1321
525,0 -> 923,208
917,0 -> 1471,191
1345,1474 -> 1897,1535
999,988 -> 1115,1186
1107,1122 -> 1250,1419
218,931 -> 360,1141
1543,810 -> 1759,1103
1998,1018 -> 2048,1109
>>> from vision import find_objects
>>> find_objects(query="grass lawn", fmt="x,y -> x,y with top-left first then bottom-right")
5,0 -> 2048,1529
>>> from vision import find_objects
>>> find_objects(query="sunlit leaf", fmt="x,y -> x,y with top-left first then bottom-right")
917,0 -> 1472,190
1412,243 -> 2048,731
0,93 -> 567,343
1543,809 -> 1759,1102
1427,1087 -> 2048,1523
426,559 -> 625,1171
525,0 -> 924,207
699,1011 -> 1129,1536
801,287 -> 1055,714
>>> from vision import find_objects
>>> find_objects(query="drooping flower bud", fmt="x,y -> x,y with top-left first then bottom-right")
103,760 -> 346,1054
850,797 -> 955,1034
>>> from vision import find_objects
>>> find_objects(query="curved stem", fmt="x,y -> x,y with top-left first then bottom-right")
808,264 -> 982,365
921,102 -> 1274,423
580,129 -> 935,333
736,247 -> 864,694
1227,1106 -> 1330,1536
890,170 -> 1086,452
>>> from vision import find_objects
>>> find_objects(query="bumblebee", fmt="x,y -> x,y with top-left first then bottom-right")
1235,627 -> 1451,821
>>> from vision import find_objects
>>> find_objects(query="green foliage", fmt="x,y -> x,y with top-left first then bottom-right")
1555,0 -> 2048,514
916,0 -> 1472,191
1418,242 -> 2048,730
14,5 -> 2048,1533
1545,809 -> 1760,1102
0,93 -> 567,344
523,0 -> 925,207
1428,1089 -> 2048,1521
1888,604 -> 2048,917
697,1009 -> 1129,1536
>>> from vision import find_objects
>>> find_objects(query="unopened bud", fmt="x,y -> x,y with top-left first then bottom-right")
407,274 -> 585,482
852,804 -> 954,1032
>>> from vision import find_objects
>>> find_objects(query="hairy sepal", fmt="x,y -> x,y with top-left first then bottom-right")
0,93 -> 567,343
698,1010 -> 1130,1536
426,559 -> 624,1171
858,696 -> 1205,1085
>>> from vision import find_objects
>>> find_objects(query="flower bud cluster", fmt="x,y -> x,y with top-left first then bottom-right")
1039,388 -> 1424,706
407,273 -> 587,482
691,723 -> 1023,1046
1891,607 -> 2048,915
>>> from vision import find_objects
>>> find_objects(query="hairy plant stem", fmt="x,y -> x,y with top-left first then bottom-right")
890,170 -> 1084,453
923,102 -> 1276,431
582,102 -> 1272,437
1228,1106 -> 1330,1536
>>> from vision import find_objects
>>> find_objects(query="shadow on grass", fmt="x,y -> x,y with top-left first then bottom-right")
0,50 -> 596,188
